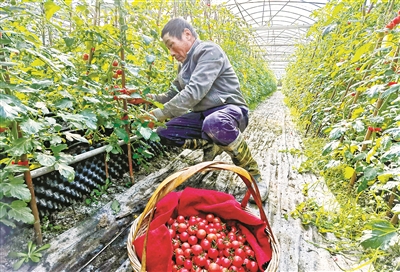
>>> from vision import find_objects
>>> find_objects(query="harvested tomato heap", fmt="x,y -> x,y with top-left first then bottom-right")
167,213 -> 260,272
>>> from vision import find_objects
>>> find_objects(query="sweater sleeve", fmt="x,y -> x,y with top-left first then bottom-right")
151,78 -> 180,104
152,43 -> 224,122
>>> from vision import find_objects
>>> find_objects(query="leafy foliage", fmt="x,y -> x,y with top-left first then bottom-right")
283,0 -> 400,269
0,0 -> 275,229
8,241 -> 50,270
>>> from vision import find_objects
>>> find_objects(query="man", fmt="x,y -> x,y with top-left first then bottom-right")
132,18 -> 268,202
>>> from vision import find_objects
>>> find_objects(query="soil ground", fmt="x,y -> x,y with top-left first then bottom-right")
0,91 -> 368,272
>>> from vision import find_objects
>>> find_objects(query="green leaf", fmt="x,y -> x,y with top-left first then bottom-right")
50,135 -> 62,145
36,102 -> 50,114
329,127 -> 345,140
8,200 -> 34,224
0,82 -> 18,90
145,55 -> 156,64
50,144 -> 68,156
0,203 -> 8,218
360,220 -> 397,250
126,64 -> 140,76
63,36 -> 75,47
30,79 -> 53,90
114,128 -> 129,142
80,110 -> 98,130
0,218 -> 16,228
58,153 -> 74,165
30,255 -> 40,263
36,243 -> 50,252
381,145 -> 400,163
37,153 -> 56,167
25,48 -> 61,72
322,141 -> 340,156
138,126 -> 152,140
322,24 -> 336,38
0,102 -> 20,120
352,120 -> 364,132
54,163 -> 75,181
150,133 -> 160,142
364,167 -> 378,180
357,177 -> 369,193
111,200 -> 120,214
27,241 -> 35,252
1,176 -> 31,201
0,61 -> 18,67
105,145 -> 113,153
8,137 -> 36,157
55,54 -> 75,68
55,98 -> 73,109
75,85 -> 96,94
13,258 -> 25,270
83,96 -> 100,103
382,83 -> 399,98
20,119 -> 43,135
351,42 -> 373,63
64,132 -> 89,143
365,84 -> 385,98
0,94 -> 30,120
8,251 -> 27,258
44,0 -> 61,20
384,128 -> 400,141
10,200 -> 28,209
142,35 -> 153,45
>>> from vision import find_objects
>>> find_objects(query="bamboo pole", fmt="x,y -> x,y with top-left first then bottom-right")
41,2 -> 46,46
391,214 -> 398,225
117,0 -> 134,184
386,187 -> 397,217
21,154 -> 43,245
1,36 -> 43,243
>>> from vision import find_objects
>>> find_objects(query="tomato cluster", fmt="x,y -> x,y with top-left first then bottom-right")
167,213 -> 260,272
386,10 -> 400,30
367,126 -> 382,132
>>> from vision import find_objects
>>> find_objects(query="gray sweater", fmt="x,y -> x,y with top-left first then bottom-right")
151,39 -> 248,121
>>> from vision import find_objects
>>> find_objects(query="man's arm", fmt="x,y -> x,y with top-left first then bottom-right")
152,43 -> 224,122
148,78 -> 181,103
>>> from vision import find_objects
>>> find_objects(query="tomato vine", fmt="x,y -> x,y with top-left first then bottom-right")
0,1 -> 275,236
283,0 -> 399,270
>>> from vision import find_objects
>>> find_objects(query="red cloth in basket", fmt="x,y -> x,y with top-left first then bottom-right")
133,187 -> 272,271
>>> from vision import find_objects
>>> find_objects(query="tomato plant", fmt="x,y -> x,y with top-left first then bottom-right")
282,0 -> 399,270
0,0 -> 275,234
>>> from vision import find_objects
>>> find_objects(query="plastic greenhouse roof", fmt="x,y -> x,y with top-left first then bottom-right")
218,0 -> 329,79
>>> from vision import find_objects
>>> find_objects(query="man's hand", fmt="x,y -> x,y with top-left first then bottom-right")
127,94 -> 153,105
138,112 -> 156,129
128,98 -> 149,104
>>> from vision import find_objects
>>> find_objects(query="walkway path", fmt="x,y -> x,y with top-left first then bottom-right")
242,91 -> 361,271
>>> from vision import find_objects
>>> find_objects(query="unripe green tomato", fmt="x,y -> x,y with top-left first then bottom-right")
376,31 -> 385,38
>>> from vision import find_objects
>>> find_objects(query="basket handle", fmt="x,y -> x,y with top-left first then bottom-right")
132,161 -> 272,272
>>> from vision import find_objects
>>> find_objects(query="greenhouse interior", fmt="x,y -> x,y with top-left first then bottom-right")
0,0 -> 399,271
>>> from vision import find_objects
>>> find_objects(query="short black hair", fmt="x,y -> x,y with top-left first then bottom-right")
161,17 -> 198,40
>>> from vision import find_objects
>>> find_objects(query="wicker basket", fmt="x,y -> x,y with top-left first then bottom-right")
127,161 -> 280,272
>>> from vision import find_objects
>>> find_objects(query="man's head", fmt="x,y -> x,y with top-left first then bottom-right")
161,18 -> 198,63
